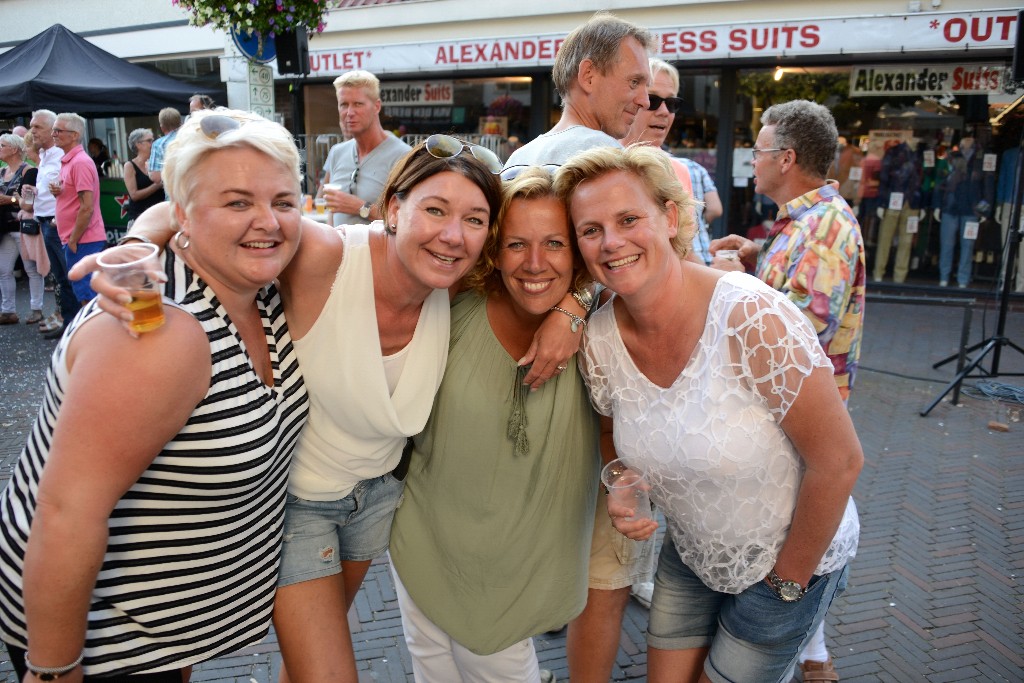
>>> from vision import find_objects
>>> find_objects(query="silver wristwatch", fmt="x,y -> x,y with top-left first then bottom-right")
765,569 -> 806,602
358,202 -> 372,219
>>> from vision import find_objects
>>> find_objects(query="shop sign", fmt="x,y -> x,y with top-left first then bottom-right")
378,80 -> 453,106
850,64 -> 1007,97
305,9 -> 1018,76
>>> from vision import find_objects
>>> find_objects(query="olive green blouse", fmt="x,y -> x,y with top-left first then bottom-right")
389,291 -> 601,655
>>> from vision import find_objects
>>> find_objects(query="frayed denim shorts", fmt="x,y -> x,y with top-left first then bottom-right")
647,541 -> 849,683
277,473 -> 405,587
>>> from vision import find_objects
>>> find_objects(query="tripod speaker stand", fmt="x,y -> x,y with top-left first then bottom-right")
923,124 -> 1024,416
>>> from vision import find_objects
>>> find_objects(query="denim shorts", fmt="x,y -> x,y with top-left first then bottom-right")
278,473 -> 405,587
647,542 -> 849,683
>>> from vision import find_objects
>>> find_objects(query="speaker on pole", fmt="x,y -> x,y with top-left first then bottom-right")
275,28 -> 310,76
1013,10 -> 1024,82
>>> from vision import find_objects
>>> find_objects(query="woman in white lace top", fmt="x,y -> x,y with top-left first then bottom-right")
553,145 -> 863,683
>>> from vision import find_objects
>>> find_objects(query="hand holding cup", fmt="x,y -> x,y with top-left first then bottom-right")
601,458 -> 658,540
96,243 -> 166,334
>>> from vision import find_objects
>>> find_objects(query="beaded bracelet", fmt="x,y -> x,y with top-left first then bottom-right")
24,652 -> 83,681
551,305 -> 586,333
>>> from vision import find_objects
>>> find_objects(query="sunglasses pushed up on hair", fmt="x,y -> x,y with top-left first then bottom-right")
424,134 -> 502,174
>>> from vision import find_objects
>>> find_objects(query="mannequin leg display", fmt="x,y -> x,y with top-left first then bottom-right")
893,207 -> 914,283
873,208 -> 899,281
957,215 -> 975,287
938,211 -> 959,286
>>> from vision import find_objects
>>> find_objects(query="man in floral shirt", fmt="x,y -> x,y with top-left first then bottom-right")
709,99 -> 865,681
711,99 -> 865,401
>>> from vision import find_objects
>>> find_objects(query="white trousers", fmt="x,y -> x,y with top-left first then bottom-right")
391,563 -> 542,683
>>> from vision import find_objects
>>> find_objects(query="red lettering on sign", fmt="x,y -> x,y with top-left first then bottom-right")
729,28 -> 747,51
522,40 -> 536,60
944,15 -> 1017,44
800,25 -> 819,48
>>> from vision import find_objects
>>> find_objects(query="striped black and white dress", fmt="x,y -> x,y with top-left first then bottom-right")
0,252 -> 308,676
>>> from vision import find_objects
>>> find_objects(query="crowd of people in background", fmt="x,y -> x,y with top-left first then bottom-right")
0,11 -> 866,683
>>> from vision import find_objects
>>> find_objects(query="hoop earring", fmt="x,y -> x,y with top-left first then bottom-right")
173,230 -> 191,249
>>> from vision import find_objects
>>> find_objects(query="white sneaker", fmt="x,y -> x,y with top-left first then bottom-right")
631,581 -> 654,608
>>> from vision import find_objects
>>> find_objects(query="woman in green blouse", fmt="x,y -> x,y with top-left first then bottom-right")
388,167 -> 600,682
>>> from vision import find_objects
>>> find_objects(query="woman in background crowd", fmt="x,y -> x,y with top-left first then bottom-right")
122,127 -> 164,226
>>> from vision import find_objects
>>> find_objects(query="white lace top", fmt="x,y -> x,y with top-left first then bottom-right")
582,272 -> 860,593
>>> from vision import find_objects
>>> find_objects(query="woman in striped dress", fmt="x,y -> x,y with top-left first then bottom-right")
0,110 -> 309,681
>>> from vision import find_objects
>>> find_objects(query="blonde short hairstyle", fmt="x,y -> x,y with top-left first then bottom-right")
554,145 -> 696,260
333,70 -> 381,101
465,167 -> 590,296
163,109 -> 302,214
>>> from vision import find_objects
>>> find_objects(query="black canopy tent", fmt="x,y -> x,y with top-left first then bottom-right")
0,24 -> 218,118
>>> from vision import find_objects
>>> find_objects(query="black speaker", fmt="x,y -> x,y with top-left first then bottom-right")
275,28 -> 310,76
1013,10 -> 1024,82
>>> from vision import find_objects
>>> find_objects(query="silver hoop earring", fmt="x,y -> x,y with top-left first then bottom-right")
173,230 -> 191,249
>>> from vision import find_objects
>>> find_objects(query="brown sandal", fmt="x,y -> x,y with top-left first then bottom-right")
800,658 -> 839,682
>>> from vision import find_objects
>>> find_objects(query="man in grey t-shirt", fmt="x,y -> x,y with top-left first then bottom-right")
502,12 -> 655,683
502,12 -> 651,174
322,70 -> 411,225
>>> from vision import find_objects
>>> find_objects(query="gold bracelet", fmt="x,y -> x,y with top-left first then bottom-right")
551,306 -> 586,333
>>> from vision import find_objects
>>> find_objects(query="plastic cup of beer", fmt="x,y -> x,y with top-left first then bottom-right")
717,249 -> 739,262
97,243 -> 165,333
46,171 -> 61,193
314,197 -> 327,215
21,185 -> 35,207
601,459 -> 653,522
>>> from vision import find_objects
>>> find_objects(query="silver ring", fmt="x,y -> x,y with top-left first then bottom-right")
556,365 -> 567,371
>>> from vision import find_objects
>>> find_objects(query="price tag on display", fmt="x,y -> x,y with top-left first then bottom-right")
963,221 -> 979,240
906,216 -> 919,234
848,166 -> 862,180
983,154 -> 997,172
922,150 -> 935,168
888,192 -> 904,211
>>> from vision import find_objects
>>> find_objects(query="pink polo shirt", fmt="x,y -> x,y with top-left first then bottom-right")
56,145 -> 106,245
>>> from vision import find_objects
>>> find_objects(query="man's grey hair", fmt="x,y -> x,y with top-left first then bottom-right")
761,100 -> 838,179
31,109 -> 57,127
552,11 -> 653,101
55,113 -> 86,140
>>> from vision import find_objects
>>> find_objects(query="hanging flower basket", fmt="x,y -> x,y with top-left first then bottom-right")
172,0 -> 335,40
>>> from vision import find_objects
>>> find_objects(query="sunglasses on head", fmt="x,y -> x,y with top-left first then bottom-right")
199,114 -> 243,139
499,164 -> 560,182
648,95 -> 684,114
425,134 -> 503,174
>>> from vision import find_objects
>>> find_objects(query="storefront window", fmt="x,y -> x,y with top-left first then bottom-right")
666,71 -> 721,185
730,65 -> 1011,286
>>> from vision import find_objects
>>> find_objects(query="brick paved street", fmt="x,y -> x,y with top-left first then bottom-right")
1,278 -> 1022,682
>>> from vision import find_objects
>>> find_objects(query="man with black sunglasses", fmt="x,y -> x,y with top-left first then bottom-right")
321,70 -> 411,225
621,58 -> 722,266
